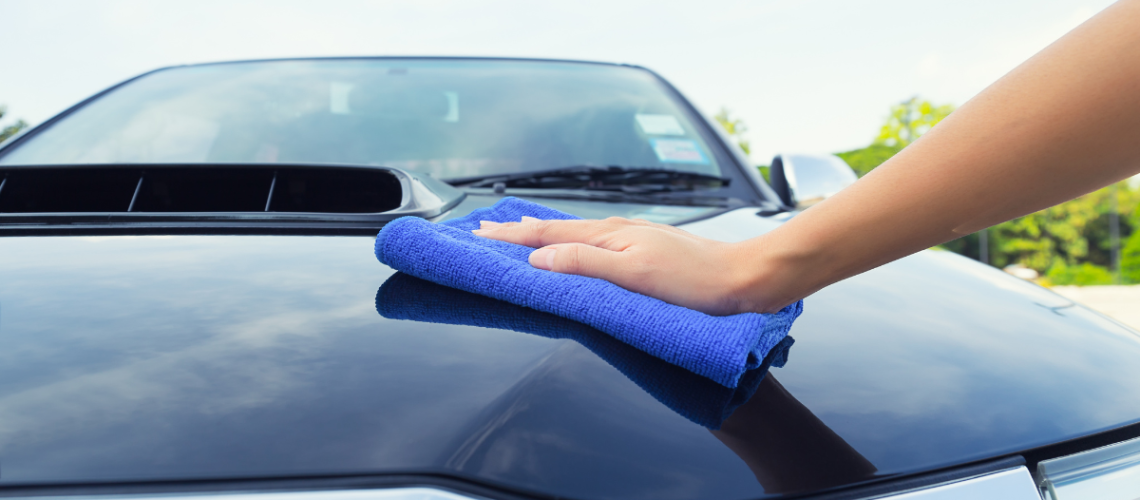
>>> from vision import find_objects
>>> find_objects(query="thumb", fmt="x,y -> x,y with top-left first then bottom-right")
530,243 -> 625,281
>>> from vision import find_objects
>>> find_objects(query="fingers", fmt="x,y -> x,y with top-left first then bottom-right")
529,243 -> 629,283
473,217 -> 629,249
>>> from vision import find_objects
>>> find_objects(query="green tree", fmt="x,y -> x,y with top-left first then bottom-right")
0,104 -> 29,143
835,144 -> 902,177
1046,262 -> 1116,286
714,108 -> 751,156
835,97 -> 954,178
1123,227 -> 1140,283
874,96 -> 955,148
989,183 -> 1139,284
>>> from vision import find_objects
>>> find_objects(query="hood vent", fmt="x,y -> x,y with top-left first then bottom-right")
0,164 -> 465,233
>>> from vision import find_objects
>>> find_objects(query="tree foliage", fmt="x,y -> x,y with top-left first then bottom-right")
1123,228 -> 1140,283
714,108 -> 751,156
874,96 -> 954,148
835,97 -> 953,177
0,104 -> 29,143
991,184 -> 1139,284
835,144 -> 902,177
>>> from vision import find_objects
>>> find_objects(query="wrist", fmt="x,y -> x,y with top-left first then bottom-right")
725,231 -> 828,315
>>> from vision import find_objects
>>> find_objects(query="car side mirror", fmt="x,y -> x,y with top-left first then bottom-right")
769,154 -> 858,209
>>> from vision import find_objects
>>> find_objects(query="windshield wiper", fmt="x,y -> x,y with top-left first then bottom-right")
445,166 -> 731,194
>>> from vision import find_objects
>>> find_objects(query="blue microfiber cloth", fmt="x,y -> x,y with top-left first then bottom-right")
374,196 -> 803,388
375,273 -> 794,429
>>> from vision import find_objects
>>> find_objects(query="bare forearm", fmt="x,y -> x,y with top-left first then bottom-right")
734,0 -> 1140,312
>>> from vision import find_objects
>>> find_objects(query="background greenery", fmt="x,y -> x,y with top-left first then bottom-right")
721,97 -> 1140,286
0,105 -> 29,143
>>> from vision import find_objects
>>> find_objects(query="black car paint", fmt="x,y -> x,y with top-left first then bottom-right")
2,198 -> 1140,499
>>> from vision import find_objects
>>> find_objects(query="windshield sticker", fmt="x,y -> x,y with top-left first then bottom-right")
650,139 -> 709,164
636,114 -> 686,136
329,82 -> 355,115
443,91 -> 459,122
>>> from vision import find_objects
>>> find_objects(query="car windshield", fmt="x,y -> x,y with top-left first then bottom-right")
0,59 -> 725,180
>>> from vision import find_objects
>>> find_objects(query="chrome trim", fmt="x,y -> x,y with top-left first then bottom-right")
1037,433 -> 1140,500
868,467 -> 1039,500
0,488 -> 482,500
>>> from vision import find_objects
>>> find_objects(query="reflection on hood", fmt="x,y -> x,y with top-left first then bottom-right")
714,375 -> 878,494
375,272 -> 793,429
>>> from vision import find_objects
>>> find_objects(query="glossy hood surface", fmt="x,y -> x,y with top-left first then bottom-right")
2,199 -> 1140,500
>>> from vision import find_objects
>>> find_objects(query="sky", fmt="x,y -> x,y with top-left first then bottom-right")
0,0 -> 1116,163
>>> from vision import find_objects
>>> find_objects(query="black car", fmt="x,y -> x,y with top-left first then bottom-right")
1,57 -> 1139,500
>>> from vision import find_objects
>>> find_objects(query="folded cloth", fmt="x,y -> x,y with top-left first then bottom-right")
376,272 -> 794,429
374,196 -> 803,388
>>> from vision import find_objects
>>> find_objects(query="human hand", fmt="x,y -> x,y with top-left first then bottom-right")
472,216 -> 787,316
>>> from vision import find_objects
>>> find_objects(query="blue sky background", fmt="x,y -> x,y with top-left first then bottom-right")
0,0 -> 1115,162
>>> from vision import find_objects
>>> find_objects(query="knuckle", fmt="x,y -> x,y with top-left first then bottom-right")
530,220 -> 556,242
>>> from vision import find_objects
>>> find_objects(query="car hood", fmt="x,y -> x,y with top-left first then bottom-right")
2,198 -> 1140,500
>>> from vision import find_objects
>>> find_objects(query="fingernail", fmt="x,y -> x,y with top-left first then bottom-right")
471,229 -> 487,235
530,248 -> 556,271
479,220 -> 501,229
521,216 -> 540,223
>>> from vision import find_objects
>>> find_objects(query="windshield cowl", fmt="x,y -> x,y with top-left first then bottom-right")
462,186 -> 747,208
447,165 -> 731,194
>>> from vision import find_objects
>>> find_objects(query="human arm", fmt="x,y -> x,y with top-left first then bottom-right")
474,0 -> 1140,315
